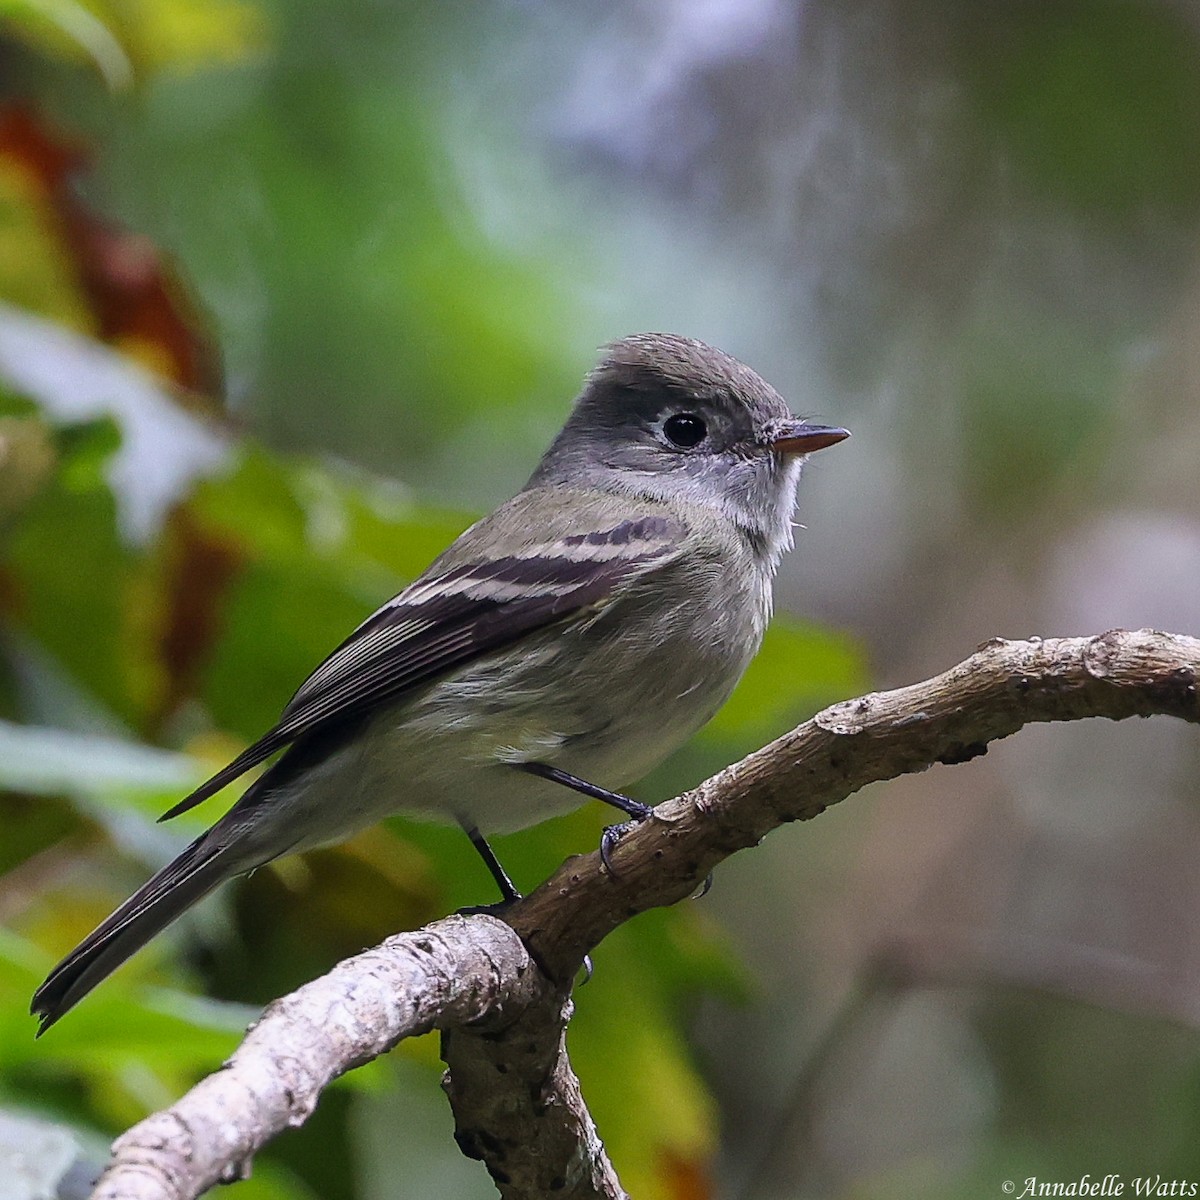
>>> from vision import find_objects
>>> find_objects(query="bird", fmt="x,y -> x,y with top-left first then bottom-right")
31,332 -> 848,1032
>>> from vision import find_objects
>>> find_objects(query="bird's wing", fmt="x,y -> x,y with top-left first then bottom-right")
159,509 -> 685,821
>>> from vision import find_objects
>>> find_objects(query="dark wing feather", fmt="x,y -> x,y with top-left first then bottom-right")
159,514 -> 683,821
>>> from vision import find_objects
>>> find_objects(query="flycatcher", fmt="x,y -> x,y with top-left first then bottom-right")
32,332 -> 848,1031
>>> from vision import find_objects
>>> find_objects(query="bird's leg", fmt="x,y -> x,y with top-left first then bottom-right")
514,762 -> 653,875
457,809 -> 594,981
457,817 -> 522,908
514,761 -> 652,819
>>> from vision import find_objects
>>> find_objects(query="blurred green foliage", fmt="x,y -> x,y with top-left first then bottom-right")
966,0 -> 1200,225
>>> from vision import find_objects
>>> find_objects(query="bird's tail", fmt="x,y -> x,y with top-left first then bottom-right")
31,833 -> 237,1035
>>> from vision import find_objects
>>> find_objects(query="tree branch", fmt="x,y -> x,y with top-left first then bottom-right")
90,629 -> 1200,1200
91,918 -> 545,1199
510,629 -> 1200,979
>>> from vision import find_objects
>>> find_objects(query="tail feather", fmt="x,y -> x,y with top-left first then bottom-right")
31,834 -> 235,1035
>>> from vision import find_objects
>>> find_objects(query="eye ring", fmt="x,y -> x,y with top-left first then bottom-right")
662,412 -> 707,449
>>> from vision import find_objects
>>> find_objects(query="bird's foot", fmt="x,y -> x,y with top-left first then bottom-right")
599,800 -> 654,876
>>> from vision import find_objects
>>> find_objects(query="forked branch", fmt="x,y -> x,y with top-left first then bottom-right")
90,629 -> 1200,1200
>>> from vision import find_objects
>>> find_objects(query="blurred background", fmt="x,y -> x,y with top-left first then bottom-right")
2,1 -> 1200,1197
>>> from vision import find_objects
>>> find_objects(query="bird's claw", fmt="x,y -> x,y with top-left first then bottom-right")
599,822 -> 629,875
599,803 -> 653,876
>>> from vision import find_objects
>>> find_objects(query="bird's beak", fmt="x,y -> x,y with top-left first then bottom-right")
768,421 -> 851,456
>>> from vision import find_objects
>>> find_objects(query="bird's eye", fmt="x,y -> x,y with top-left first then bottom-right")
662,413 -> 707,449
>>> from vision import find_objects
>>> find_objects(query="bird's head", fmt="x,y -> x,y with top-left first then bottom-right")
530,332 -> 849,567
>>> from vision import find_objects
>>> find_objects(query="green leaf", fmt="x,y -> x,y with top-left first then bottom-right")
0,927 -> 247,1080
0,0 -> 132,88
0,304 -> 229,543
0,719 -> 199,796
